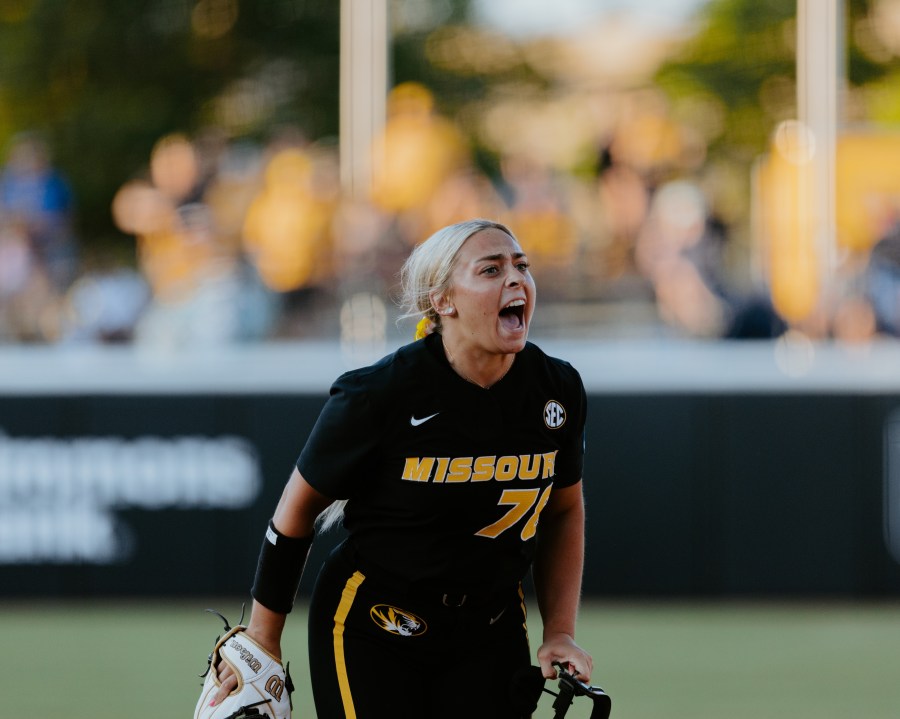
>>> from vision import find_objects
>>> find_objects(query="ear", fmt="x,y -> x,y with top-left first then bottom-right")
430,291 -> 455,317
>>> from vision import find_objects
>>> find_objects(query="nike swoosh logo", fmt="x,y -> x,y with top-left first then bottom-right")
489,607 -> 506,625
410,412 -> 440,427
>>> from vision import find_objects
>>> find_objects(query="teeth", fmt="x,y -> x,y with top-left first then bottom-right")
504,299 -> 525,309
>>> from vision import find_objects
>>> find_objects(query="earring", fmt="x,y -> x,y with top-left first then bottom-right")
443,307 -> 455,315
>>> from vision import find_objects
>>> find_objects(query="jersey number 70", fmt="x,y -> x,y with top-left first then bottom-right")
475,486 -> 553,540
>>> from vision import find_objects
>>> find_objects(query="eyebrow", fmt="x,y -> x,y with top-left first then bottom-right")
476,252 -> 527,262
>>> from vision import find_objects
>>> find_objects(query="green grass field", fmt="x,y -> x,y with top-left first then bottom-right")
2,599 -> 899,718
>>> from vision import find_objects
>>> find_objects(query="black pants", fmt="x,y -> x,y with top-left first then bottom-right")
308,542 -> 533,719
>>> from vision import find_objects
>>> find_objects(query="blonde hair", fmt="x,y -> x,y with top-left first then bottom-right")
399,218 -> 516,333
316,219 -> 515,533
316,499 -> 346,532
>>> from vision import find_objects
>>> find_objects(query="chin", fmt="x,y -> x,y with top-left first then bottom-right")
497,333 -> 528,354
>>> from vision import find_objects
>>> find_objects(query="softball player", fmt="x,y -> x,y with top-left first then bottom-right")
210,219 -> 592,718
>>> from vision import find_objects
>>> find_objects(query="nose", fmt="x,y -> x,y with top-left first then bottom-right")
505,269 -> 520,287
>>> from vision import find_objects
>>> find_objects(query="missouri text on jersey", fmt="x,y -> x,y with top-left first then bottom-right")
401,451 -> 557,484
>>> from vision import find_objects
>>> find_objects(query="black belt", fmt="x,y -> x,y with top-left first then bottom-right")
338,539 -> 522,609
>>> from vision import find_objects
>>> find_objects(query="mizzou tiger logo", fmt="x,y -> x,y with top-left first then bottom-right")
370,604 -> 427,637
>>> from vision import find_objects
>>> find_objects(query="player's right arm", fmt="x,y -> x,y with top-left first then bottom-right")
210,468 -> 333,707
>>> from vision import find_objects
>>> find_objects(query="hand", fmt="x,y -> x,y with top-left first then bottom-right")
536,632 -> 593,682
209,659 -> 237,708
208,628 -> 282,708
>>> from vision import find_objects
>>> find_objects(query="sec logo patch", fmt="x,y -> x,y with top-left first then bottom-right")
544,400 -> 566,429
370,604 -> 427,637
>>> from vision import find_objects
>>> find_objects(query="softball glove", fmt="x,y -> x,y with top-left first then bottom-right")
194,610 -> 293,719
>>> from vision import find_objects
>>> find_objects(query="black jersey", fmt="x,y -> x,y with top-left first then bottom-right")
297,333 -> 587,589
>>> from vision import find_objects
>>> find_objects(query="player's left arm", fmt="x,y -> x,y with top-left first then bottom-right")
532,480 -> 593,682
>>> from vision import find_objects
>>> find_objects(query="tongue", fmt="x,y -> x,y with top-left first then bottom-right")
499,312 -> 522,331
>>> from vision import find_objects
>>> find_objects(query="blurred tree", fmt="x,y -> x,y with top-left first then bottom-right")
392,0 -> 482,113
655,0 -> 886,165
655,0 -> 796,168
0,0 -> 339,248
391,0 -> 545,180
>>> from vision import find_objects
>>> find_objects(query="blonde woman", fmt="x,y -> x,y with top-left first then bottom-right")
208,219 -> 592,718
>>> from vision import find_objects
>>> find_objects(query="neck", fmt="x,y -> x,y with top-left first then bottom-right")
443,341 -> 515,389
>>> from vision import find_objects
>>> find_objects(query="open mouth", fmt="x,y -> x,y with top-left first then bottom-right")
499,299 -> 526,331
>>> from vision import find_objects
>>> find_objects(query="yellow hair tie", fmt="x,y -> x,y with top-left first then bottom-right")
414,315 -> 432,340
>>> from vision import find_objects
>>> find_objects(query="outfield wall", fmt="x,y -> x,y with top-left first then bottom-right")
2,339 -> 900,598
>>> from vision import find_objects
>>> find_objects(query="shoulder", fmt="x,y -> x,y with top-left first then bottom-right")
519,342 -> 586,427
520,341 -> 584,388
330,338 -> 436,399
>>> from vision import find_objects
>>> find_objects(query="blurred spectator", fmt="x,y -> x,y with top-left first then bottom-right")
637,180 -> 786,339
369,82 -> 470,241
499,154 -> 579,279
331,200 -> 398,296
0,132 -> 78,289
112,134 -> 280,347
63,263 -> 150,344
242,137 -> 340,337
0,133 -> 78,342
831,292 -> 877,344
864,219 -> 900,337
0,219 -> 60,342
636,180 -> 727,337
0,221 -> 33,306
594,146 -> 649,279
133,202 -> 276,347
421,167 -> 507,235
242,144 -> 335,294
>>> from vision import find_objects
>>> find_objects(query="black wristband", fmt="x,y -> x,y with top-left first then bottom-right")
250,520 -> 313,614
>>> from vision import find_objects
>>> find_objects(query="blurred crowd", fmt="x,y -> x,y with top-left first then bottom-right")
0,132 -> 80,343
2,82 -> 899,348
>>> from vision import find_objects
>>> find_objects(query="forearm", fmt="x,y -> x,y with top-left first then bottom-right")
246,600 -> 288,659
247,468 -> 333,652
533,491 -> 585,640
